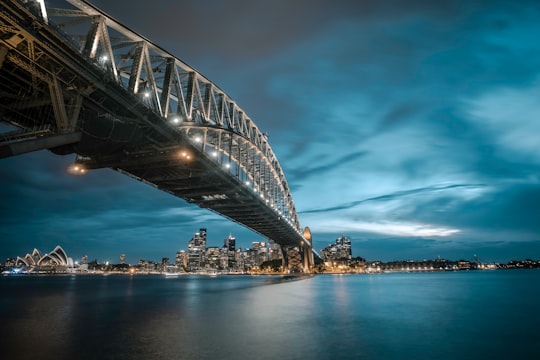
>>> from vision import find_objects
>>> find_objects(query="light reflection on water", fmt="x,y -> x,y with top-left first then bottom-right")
1,271 -> 538,359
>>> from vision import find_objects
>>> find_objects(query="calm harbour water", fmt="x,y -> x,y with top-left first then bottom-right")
0,270 -> 538,359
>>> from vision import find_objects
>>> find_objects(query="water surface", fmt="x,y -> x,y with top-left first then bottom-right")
1,271 -> 538,359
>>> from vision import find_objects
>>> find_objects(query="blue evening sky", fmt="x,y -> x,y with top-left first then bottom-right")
1,0 -> 540,264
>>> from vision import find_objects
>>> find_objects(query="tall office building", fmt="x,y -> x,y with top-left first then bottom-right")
224,233 -> 236,269
224,233 -> 236,251
188,228 -> 207,271
269,242 -> 283,261
251,241 -> 268,265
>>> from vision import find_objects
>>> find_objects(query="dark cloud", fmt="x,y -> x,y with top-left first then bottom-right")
450,184 -> 540,233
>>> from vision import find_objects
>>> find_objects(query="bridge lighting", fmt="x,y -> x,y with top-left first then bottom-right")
143,91 -> 150,98
178,150 -> 193,161
68,164 -> 86,175
100,55 -> 108,62
172,117 -> 180,124
194,136 -> 202,143
245,181 -> 250,186
211,151 -> 218,157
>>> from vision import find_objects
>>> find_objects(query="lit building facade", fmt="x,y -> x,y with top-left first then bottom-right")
269,242 -> 283,261
14,245 -> 74,272
224,233 -> 237,269
176,250 -> 188,269
321,235 -> 352,261
188,228 -> 207,271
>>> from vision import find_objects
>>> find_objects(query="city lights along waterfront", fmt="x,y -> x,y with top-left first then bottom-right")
1,233 -> 539,359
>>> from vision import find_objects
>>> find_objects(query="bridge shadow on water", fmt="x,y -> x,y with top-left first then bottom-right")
162,273 -> 314,294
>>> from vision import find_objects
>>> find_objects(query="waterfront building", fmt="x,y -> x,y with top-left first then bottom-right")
244,248 -> 258,269
188,228 -> 207,271
251,241 -> 268,265
138,259 -> 157,272
321,235 -> 352,261
188,228 -> 206,271
234,248 -> 245,271
175,250 -> 188,270
205,247 -> 221,269
219,246 -> 229,270
12,245 -> 74,273
223,233 -> 237,269
269,242 -> 282,261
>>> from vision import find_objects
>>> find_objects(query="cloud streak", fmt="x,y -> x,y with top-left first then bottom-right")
301,184 -> 487,214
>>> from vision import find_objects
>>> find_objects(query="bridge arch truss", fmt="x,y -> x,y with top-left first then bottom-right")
1,0 -> 313,262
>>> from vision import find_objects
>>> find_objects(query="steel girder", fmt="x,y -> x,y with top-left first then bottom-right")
41,0 -> 302,233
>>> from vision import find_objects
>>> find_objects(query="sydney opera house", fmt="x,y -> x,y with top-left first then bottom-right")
14,245 -> 74,273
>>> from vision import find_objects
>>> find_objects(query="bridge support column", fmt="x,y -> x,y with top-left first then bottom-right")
302,227 -> 314,273
302,242 -> 312,273
280,245 -> 288,274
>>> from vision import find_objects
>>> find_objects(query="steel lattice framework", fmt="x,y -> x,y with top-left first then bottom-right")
0,0 -> 313,256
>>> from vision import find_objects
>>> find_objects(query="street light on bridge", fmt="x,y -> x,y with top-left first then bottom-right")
178,150 -> 193,161
68,164 -> 86,175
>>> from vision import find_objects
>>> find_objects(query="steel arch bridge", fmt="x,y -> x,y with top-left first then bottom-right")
0,0 -> 317,271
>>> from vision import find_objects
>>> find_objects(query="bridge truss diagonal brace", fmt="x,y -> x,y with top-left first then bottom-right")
126,41 -> 162,114
48,75 -> 69,132
82,16 -> 118,82
48,75 -> 81,132
0,45 -> 8,69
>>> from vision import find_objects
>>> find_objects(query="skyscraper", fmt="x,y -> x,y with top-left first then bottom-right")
188,228 -> 207,271
336,235 -> 352,259
251,241 -> 268,265
269,242 -> 283,261
224,233 -> 236,269
224,233 -> 236,251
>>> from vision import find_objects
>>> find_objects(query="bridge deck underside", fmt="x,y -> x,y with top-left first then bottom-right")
81,148 -> 303,247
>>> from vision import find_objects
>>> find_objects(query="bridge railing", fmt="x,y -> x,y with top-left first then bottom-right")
28,0 -> 302,231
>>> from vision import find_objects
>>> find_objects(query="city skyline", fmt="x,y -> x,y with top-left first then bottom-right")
2,0 -> 540,263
